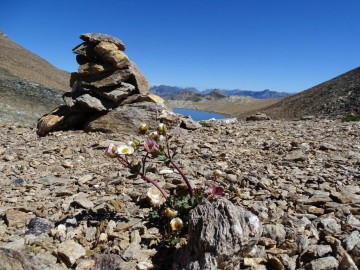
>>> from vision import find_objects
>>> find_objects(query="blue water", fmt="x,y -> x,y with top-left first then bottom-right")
173,108 -> 226,121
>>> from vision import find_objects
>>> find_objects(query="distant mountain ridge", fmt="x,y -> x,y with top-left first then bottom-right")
202,88 -> 291,99
150,85 -> 291,99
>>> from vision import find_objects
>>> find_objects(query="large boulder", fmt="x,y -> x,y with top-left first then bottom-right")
173,198 -> 263,269
84,101 -> 164,134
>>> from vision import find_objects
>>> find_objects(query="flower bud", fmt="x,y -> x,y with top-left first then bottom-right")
139,123 -> 149,135
170,218 -> 183,231
213,169 -> 223,179
157,123 -> 167,135
165,208 -> 178,218
105,143 -> 118,158
149,131 -> 160,142
128,139 -> 140,150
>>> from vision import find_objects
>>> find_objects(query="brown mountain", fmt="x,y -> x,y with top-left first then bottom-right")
0,32 -> 70,124
258,67 -> 360,119
0,32 -> 70,90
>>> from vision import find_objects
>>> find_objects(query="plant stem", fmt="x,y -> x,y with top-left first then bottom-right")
170,160 -> 194,196
139,172 -> 169,199
142,152 -> 149,175
164,134 -> 194,196
118,155 -> 168,199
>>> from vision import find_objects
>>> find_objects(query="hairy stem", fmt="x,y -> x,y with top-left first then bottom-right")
170,160 -> 194,196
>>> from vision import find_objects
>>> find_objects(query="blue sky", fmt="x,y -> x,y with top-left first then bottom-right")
1,0 -> 359,92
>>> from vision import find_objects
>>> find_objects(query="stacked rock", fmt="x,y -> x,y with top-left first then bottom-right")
37,33 -> 171,136
65,33 -> 153,113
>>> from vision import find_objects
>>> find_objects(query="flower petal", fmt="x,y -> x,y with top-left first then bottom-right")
116,145 -> 134,155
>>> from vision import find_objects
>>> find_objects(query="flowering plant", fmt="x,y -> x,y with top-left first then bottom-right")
105,122 -> 224,245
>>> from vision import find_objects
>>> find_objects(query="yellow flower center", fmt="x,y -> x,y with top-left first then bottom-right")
121,148 -> 131,154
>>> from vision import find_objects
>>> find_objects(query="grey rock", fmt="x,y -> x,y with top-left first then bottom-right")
301,115 -> 316,120
316,245 -> 333,257
305,256 -> 339,270
95,83 -> 135,104
85,227 -> 97,242
285,150 -> 307,162
57,240 -> 86,267
315,217 -> 342,235
72,42 -> 97,60
84,101 -> 164,134
319,143 -> 337,151
37,176 -> 75,186
3,238 -> 25,251
174,198 -> 262,269
75,94 -> 114,112
344,230 -> 360,251
78,69 -> 132,89
179,116 -> 200,130
0,248 -> 65,270
350,242 -> 360,268
262,224 -> 286,243
279,254 -> 298,270
62,92 -> 77,108
80,33 -> 126,51
127,61 -> 150,95
26,217 -> 54,236
246,113 -> 271,121
73,193 -> 95,209
92,254 -> 127,270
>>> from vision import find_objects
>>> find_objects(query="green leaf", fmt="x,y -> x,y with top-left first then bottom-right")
158,155 -> 167,161
170,238 -> 180,246
150,210 -> 160,219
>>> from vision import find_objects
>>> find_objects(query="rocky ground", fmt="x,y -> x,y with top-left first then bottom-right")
0,118 -> 359,269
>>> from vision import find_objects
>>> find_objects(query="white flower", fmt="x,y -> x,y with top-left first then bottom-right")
116,145 -> 134,155
170,217 -> 183,231
147,187 -> 166,207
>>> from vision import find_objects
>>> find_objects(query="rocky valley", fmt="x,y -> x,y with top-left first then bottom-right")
0,31 -> 359,269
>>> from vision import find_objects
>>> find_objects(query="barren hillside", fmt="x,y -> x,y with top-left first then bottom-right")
0,32 -> 70,90
260,67 -> 360,119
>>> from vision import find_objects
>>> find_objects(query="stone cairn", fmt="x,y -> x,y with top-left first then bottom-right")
37,33 -> 193,136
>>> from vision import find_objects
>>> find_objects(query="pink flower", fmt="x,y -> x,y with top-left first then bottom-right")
144,138 -> 158,153
207,185 -> 225,201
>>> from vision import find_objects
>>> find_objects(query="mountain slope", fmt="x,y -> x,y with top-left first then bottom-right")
0,32 -> 70,90
259,67 -> 360,119
0,32 -> 69,124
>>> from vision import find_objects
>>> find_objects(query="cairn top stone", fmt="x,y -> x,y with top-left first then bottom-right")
80,33 -> 125,51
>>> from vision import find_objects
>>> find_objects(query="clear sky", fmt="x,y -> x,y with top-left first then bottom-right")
1,0 -> 360,92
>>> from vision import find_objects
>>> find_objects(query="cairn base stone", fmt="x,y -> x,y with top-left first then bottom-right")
84,101 -> 165,134
37,106 -> 87,136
